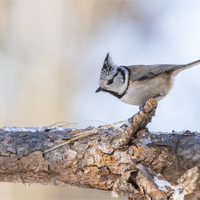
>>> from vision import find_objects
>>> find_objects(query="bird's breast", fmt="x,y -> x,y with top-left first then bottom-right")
120,74 -> 173,106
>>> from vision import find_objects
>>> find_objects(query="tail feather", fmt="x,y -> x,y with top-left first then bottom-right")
172,59 -> 200,76
183,59 -> 200,69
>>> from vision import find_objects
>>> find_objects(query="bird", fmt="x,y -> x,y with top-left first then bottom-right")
96,53 -> 200,106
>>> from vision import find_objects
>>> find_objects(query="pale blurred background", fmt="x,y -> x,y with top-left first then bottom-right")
0,1 -> 200,199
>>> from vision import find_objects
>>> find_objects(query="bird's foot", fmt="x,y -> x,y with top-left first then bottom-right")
139,99 -> 148,113
139,98 -> 157,113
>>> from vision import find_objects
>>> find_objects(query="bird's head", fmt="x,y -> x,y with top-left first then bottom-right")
96,53 -> 129,98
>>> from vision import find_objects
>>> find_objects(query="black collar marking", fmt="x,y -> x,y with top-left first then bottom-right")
102,66 -> 130,99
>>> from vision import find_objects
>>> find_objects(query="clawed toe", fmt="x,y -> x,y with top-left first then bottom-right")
139,99 -> 148,112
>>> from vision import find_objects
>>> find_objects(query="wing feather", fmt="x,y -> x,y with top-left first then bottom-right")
126,64 -> 182,82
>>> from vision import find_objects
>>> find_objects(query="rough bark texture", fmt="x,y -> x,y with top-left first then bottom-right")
0,98 -> 199,199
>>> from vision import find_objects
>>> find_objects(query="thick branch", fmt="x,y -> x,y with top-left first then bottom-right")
0,99 -> 199,199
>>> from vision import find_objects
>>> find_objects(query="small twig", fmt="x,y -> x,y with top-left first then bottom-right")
43,119 -> 126,154
48,120 -> 125,133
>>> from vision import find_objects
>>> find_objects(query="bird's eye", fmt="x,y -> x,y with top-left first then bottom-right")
108,79 -> 113,85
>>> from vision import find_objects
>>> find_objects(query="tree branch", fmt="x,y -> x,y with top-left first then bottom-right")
0,99 -> 199,199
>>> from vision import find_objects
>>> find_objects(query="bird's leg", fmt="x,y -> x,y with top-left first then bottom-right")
139,99 -> 149,113
139,95 -> 159,113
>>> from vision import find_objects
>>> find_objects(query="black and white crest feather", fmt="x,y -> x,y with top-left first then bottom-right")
97,53 -> 130,98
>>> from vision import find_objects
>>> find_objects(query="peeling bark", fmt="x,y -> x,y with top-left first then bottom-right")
0,98 -> 199,199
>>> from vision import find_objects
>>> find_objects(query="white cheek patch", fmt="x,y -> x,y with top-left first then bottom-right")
118,69 -> 129,95
114,73 -> 123,86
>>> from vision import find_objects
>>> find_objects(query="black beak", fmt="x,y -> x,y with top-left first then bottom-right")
95,87 -> 102,93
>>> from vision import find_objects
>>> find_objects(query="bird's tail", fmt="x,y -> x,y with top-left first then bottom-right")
173,59 -> 200,76
185,59 -> 200,69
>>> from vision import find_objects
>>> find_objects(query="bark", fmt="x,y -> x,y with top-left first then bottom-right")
0,98 -> 199,199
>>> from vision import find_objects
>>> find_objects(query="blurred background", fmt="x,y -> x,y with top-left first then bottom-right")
0,1 -> 200,199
